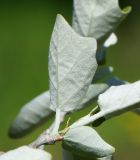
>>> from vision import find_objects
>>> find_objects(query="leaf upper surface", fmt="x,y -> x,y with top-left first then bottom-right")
49,15 -> 97,112
98,80 -> 140,118
9,91 -> 52,138
63,126 -> 115,158
0,146 -> 52,160
72,0 -> 131,46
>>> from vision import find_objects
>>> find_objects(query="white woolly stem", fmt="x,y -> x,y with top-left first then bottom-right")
52,108 -> 61,135
69,111 -> 104,129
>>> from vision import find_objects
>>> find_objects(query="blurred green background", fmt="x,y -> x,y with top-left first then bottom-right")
0,0 -> 140,159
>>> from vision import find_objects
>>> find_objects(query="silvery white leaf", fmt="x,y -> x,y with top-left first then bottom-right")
104,33 -> 118,48
98,80 -> 140,119
72,0 -> 131,46
49,14 -> 97,112
0,146 -> 52,160
63,126 -> 115,158
9,91 -> 53,138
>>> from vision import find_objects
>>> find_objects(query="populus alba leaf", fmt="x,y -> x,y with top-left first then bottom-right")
9,91 -> 53,138
63,126 -> 115,159
72,0 -> 131,46
0,146 -> 52,160
49,14 -> 97,112
98,80 -> 140,119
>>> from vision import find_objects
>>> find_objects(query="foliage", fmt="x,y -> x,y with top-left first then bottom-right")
1,0 -> 140,160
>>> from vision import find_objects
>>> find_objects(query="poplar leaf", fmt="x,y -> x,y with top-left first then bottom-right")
9,92 -> 53,138
98,80 -> 140,119
72,0 -> 131,46
0,146 -> 52,160
63,126 -> 115,158
49,15 -> 97,112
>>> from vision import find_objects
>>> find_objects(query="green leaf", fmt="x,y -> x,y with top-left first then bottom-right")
9,92 -> 53,138
0,146 -> 52,160
72,0 -> 131,47
49,14 -> 97,112
98,80 -> 140,119
63,126 -> 115,159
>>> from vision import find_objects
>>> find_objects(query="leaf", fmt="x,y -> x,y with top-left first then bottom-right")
49,14 -> 97,112
98,80 -> 140,119
0,146 -> 52,160
72,0 -> 131,46
63,126 -> 115,159
9,91 -> 53,138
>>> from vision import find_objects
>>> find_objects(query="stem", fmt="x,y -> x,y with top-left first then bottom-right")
52,108 -> 61,135
30,111 -> 66,148
69,111 -> 104,129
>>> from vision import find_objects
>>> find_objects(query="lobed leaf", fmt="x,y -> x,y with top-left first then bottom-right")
49,14 -> 97,112
63,126 -> 115,159
0,146 -> 52,160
